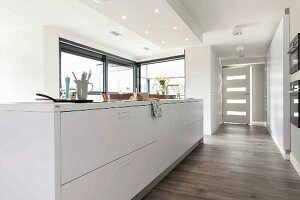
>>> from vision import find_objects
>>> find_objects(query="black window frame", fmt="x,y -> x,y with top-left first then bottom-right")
137,55 -> 185,94
59,38 -> 137,95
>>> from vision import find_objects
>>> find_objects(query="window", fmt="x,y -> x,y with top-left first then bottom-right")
140,58 -> 185,97
59,39 -> 137,95
108,62 -> 134,93
226,75 -> 246,80
227,111 -> 247,116
61,52 -> 104,92
227,99 -> 247,104
227,87 -> 247,92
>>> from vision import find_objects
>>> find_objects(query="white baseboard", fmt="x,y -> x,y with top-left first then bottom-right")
251,121 -> 266,126
268,127 -> 290,160
204,130 -> 211,135
211,122 -> 222,135
290,153 -> 300,176
204,122 -> 222,135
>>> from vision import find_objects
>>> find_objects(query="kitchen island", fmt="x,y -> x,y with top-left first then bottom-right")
0,99 -> 203,200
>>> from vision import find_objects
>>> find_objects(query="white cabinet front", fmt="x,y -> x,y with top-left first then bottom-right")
60,105 -> 156,184
61,143 -> 157,200
187,101 -> 203,125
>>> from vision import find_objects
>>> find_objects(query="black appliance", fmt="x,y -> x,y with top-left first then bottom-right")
290,81 -> 300,127
288,33 -> 300,74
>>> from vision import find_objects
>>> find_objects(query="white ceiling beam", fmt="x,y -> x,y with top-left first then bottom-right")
221,57 -> 266,66
166,0 -> 203,43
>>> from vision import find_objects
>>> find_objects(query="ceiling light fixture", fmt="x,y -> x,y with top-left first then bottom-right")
185,38 -> 190,41
93,0 -> 111,3
235,45 -> 244,52
161,41 -> 166,44
145,30 -> 149,34
154,8 -> 159,13
233,27 -> 242,36
173,26 -> 178,30
121,15 -> 127,20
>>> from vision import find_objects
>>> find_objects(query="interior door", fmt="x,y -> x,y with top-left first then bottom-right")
223,66 -> 250,124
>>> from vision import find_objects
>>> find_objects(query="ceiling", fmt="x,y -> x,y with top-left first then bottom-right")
0,0 -> 293,62
178,0 -> 292,60
0,0 -> 202,61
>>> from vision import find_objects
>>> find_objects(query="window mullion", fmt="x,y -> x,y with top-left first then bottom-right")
104,56 -> 109,93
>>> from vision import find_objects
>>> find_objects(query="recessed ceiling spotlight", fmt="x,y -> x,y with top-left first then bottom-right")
121,15 -> 127,20
143,47 -> 150,51
110,31 -> 122,37
185,37 -> 190,41
154,8 -> 159,13
173,26 -> 178,30
94,0 -> 110,3
233,27 -> 242,36
161,41 -> 166,44
145,30 -> 149,34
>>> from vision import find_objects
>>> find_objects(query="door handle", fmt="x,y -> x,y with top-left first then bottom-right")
244,93 -> 250,95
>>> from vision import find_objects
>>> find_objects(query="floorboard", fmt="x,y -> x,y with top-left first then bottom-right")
144,124 -> 300,200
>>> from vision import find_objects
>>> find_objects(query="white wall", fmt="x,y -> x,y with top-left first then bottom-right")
185,45 -> 222,134
0,27 -> 44,102
210,48 -> 222,132
0,25 -> 136,102
266,15 -> 290,158
252,64 -> 265,122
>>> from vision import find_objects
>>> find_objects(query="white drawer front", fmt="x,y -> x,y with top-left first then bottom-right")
187,120 -> 203,145
61,143 -> 157,200
60,106 -> 156,184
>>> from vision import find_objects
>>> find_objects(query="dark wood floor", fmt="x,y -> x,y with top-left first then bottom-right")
144,124 -> 300,200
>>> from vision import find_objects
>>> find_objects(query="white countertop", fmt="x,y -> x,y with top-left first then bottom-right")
0,98 -> 203,112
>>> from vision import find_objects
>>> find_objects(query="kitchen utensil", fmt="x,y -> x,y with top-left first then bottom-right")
36,93 -> 93,103
74,80 -> 93,100
65,76 -> 70,99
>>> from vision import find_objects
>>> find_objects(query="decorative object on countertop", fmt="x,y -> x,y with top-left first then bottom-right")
60,88 -> 66,99
109,93 -> 133,100
154,75 -> 170,95
65,76 -> 70,99
130,93 -> 144,101
70,88 -> 76,100
101,93 -> 110,102
74,80 -> 93,100
150,99 -> 162,118
166,84 -> 180,98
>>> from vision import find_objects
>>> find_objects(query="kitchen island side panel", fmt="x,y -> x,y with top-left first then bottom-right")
0,111 -> 58,200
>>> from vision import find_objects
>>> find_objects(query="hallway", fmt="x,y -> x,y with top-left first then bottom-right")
145,124 -> 300,200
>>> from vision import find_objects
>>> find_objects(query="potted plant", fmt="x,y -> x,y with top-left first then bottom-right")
154,75 -> 169,95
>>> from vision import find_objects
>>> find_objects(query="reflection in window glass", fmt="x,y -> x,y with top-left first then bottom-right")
108,62 -> 134,93
141,59 -> 185,97
61,52 -> 104,92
